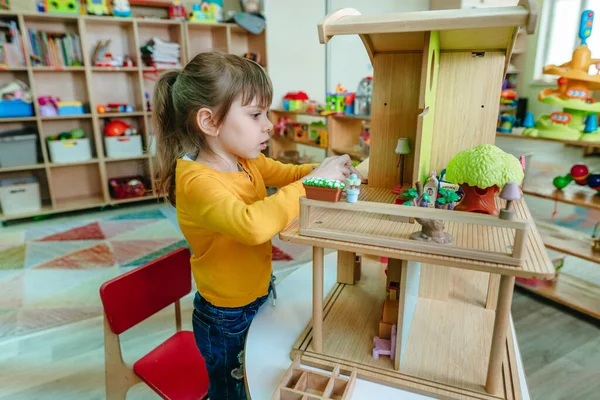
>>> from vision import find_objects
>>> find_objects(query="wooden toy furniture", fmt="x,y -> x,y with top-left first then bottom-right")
99,248 -> 209,400
271,355 -> 357,400
280,3 -> 556,400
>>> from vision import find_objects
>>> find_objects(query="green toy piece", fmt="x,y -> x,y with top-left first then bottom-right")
303,177 -> 345,189
445,144 -> 524,215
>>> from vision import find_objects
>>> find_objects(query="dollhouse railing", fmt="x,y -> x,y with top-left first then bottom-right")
299,197 -> 530,266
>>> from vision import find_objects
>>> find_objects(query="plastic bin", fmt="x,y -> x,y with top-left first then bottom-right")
0,128 -> 38,167
48,138 -> 92,163
0,99 -> 34,118
0,176 -> 41,215
58,101 -> 86,116
104,135 -> 143,158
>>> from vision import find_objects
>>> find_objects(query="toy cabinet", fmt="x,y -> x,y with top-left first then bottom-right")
0,9 -> 267,222
279,3 -> 556,400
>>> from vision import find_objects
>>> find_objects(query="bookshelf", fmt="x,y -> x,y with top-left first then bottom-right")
0,11 -> 267,222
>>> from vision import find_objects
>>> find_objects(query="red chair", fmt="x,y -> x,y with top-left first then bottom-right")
99,248 -> 209,400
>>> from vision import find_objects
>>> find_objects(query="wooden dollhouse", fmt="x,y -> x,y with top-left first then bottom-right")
278,2 -> 556,399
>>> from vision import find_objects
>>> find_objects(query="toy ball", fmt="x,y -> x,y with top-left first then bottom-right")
96,104 -> 106,114
570,164 -> 589,184
588,173 -> 600,190
553,175 -> 573,190
70,128 -> 85,139
105,120 -> 136,137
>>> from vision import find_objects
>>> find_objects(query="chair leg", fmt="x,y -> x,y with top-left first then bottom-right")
104,314 -> 141,399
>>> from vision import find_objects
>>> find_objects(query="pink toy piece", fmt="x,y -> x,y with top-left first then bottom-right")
373,324 -> 396,360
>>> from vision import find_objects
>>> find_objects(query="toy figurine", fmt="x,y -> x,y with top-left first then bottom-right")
422,171 -> 438,208
86,0 -> 110,15
345,174 -> 361,203
169,0 -> 186,20
498,182 -> 521,220
113,0 -> 131,17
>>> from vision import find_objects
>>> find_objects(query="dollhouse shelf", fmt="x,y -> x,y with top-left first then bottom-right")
0,10 -> 266,222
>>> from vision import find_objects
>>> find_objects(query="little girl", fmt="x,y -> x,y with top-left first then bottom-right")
152,52 -> 356,400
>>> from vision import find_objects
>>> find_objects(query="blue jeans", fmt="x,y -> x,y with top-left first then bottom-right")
192,290 -> 269,400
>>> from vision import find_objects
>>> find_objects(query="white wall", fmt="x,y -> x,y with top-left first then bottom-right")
264,0 -> 327,107
327,0 -> 430,93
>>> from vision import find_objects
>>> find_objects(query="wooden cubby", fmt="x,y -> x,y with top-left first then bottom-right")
268,110 -> 371,165
0,10 -> 267,222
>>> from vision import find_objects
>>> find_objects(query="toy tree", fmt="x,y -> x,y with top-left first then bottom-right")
445,144 -> 524,215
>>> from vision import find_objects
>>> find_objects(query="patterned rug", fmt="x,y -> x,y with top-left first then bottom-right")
0,206 -> 313,342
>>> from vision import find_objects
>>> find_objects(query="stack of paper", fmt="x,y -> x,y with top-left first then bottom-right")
140,37 -> 181,69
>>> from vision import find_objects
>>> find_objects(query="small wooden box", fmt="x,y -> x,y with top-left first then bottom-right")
271,356 -> 356,400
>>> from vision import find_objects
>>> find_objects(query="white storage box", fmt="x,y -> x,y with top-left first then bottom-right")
0,133 -> 38,168
48,138 -> 92,164
0,176 -> 41,215
104,135 -> 143,158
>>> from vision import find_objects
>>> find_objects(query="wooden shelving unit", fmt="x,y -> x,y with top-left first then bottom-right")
268,110 -> 371,164
0,11 -> 266,222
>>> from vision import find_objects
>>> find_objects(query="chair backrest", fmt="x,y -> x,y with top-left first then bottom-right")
99,247 -> 192,335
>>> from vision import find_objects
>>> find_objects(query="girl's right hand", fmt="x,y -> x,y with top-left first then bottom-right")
305,155 -> 352,182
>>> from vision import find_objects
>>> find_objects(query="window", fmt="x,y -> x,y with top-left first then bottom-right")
534,0 -> 600,81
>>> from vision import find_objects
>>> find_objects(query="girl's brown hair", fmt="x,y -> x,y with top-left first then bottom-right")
152,51 -> 272,205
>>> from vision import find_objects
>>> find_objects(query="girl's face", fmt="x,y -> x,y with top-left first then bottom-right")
218,96 -> 272,160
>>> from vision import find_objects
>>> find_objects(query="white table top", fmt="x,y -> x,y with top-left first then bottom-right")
245,252 -> 531,400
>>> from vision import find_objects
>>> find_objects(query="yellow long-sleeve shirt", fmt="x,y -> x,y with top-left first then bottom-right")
176,154 -> 315,307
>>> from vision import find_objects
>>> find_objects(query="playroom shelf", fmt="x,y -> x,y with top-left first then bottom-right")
104,155 -> 150,162
0,10 -> 266,222
0,116 -> 38,123
0,164 -> 46,173
91,67 -> 139,72
516,274 -> 600,320
522,181 -> 600,211
32,66 -> 86,72
331,146 -> 367,161
41,114 -> 93,120
496,132 -> 600,148
97,111 -> 145,117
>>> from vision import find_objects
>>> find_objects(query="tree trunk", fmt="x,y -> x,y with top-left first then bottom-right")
411,218 -> 454,244
455,183 -> 499,215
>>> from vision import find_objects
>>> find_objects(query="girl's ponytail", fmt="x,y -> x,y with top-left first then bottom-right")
152,70 -> 181,205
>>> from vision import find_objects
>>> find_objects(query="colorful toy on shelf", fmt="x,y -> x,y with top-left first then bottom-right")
104,119 -> 137,137
445,144 -> 524,215
58,101 -> 85,115
500,88 -> 517,109
169,0 -> 186,20
0,0 -> 9,11
46,127 -> 85,141
523,10 -> 600,143
435,187 -> 460,210
97,103 -> 134,113
282,91 -> 309,112
497,114 -> 516,133
45,0 -> 80,14
302,177 -> 345,202
109,176 -> 148,199
324,83 -> 348,115
38,96 -> 59,117
112,0 -> 131,17
345,174 -> 361,203
344,92 -> 355,115
354,76 -> 372,116
552,163 -> 600,194
189,1 -> 223,23
86,0 -> 110,15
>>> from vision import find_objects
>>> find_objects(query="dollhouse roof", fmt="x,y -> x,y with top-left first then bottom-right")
318,0 -> 536,55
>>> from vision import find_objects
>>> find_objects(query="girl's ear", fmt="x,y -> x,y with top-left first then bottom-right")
196,108 -> 219,137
